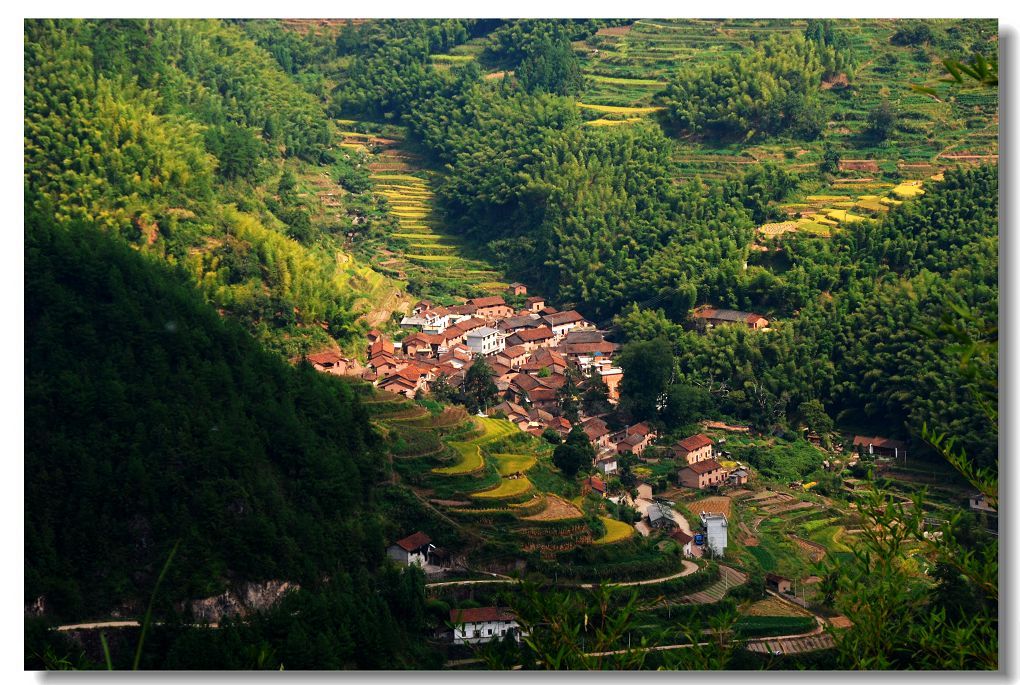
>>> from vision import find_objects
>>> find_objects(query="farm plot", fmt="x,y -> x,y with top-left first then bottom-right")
524,494 -> 584,521
492,453 -> 537,476
690,496 -> 732,518
594,516 -> 636,545
472,477 -> 534,500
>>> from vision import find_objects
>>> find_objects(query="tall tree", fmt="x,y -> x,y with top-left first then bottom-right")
462,355 -> 499,413
618,337 -> 674,421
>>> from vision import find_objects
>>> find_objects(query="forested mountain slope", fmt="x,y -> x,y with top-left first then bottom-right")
24,205 -> 417,631
24,19 -> 396,357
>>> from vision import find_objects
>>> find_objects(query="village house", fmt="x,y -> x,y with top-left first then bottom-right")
647,501 -> 677,530
765,572 -> 793,594
852,435 -> 908,459
700,512 -> 728,557
616,432 -> 649,457
378,367 -> 429,398
505,326 -> 555,352
582,475 -> 608,498
551,416 -> 573,437
369,337 -> 395,358
369,353 -> 400,377
387,531 -> 434,567
727,468 -> 750,486
420,307 -> 454,335
595,454 -> 618,475
305,350 -> 352,376
692,305 -> 769,330
402,332 -> 445,358
678,458 -> 725,489
443,317 -> 488,346
412,300 -> 433,315
509,373 -> 549,404
496,313 -> 542,335
558,330 -> 619,362
506,282 -> 528,296
524,296 -> 545,312
518,348 -> 568,376
450,607 -> 520,645
448,303 -> 479,318
671,529 -> 694,557
581,417 -> 612,449
465,326 -> 504,357
672,434 -> 714,464
541,310 -> 590,338
468,296 -> 514,321
969,492 -> 997,514
495,344 -> 529,369
525,386 -> 559,411
598,366 -> 623,401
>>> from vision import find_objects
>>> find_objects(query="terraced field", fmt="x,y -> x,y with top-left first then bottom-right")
594,516 -> 636,545
337,121 -> 511,304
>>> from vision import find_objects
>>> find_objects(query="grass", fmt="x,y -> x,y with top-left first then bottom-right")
594,516 -> 635,545
472,477 -> 533,499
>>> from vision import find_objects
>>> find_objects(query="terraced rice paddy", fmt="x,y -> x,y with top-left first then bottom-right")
345,122 -> 510,301
492,453 -> 538,476
472,477 -> 533,500
576,103 -> 664,115
594,516 -> 636,544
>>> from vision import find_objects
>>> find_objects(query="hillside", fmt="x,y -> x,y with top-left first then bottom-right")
24,206 -> 445,666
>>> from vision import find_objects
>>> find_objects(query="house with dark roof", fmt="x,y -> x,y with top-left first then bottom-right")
765,573 -> 793,593
672,434 -> 714,464
450,607 -> 520,645
727,468 -> 750,486
519,347 -> 568,375
496,314 -> 543,334
852,435 -> 908,459
525,296 -> 546,312
671,529 -> 694,556
541,310 -> 589,338
693,305 -> 769,330
387,532 -> 434,567
505,326 -> 555,352
678,458 -> 725,489
506,282 -> 528,296
648,501 -> 677,530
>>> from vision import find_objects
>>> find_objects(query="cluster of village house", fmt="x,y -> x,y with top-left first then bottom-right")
301,283 -> 771,452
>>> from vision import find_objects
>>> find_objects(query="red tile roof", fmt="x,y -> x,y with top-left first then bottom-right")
306,351 -> 345,365
683,458 -> 723,475
468,296 -> 507,308
584,476 -> 607,493
513,326 -> 554,342
450,607 -> 516,624
543,310 -> 585,326
394,531 -> 432,552
852,435 -> 908,450
676,434 -> 713,452
671,530 -> 693,545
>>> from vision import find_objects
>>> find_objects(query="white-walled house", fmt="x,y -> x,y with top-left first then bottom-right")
700,513 -> 728,557
465,326 -> 505,357
387,531 -> 434,567
450,607 -> 520,644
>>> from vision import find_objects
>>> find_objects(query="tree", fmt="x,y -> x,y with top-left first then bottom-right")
618,337 -> 674,422
819,142 -> 841,175
557,367 -> 582,423
866,100 -> 897,141
552,426 -> 595,477
462,355 -> 499,413
662,384 -> 714,428
798,399 -> 833,437
581,373 -> 612,417
516,37 -> 584,96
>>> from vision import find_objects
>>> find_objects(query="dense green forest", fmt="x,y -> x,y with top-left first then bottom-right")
24,19 -> 378,357
24,205 -> 438,666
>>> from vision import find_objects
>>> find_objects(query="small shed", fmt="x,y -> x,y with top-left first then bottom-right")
765,573 -> 793,594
